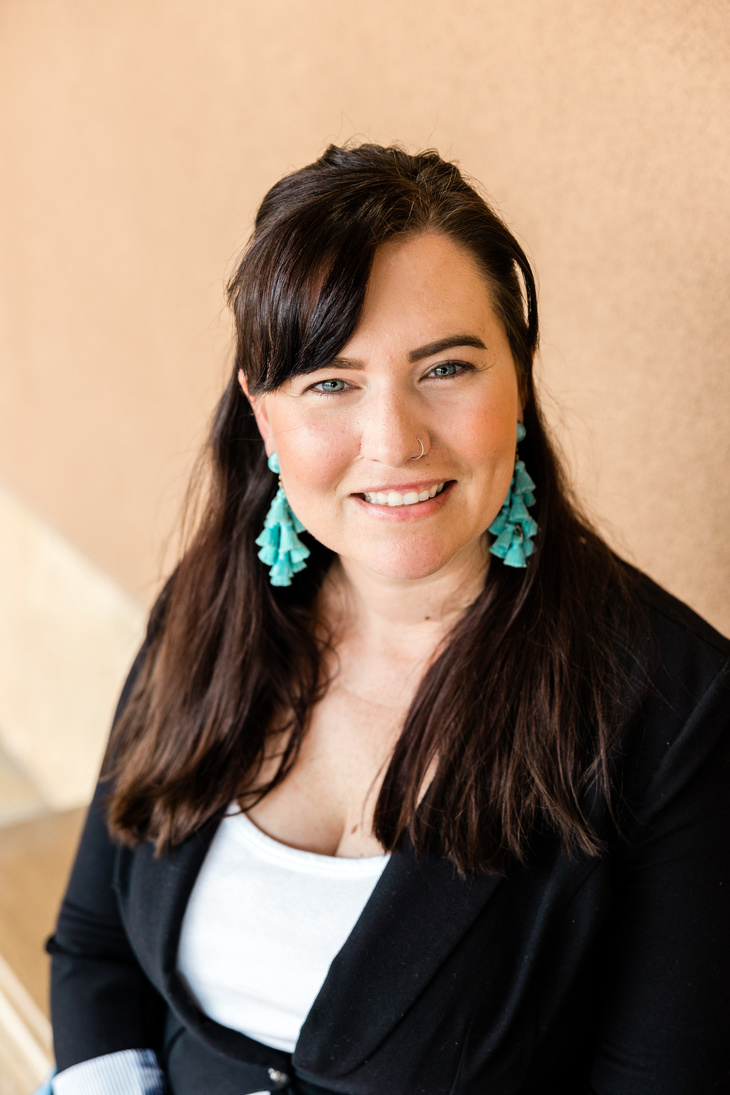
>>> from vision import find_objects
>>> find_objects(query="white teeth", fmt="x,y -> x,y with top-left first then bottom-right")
362,482 -> 446,506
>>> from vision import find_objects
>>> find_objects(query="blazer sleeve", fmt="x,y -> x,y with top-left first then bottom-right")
47,643 -> 167,1074
589,655 -> 730,1094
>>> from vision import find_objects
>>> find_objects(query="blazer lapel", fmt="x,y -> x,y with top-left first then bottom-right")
116,815 -> 221,995
294,838 -> 503,1078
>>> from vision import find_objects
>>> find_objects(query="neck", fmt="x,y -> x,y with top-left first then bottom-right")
319,542 -> 489,665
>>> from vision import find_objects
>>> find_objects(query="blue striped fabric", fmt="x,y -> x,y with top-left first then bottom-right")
51,1049 -> 168,1094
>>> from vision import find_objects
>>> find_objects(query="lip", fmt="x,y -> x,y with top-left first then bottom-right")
352,479 -> 447,495
352,479 -> 455,519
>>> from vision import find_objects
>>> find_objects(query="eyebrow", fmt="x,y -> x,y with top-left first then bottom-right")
409,334 -> 488,362
324,334 -> 488,371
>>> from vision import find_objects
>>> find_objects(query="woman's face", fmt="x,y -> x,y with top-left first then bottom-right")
242,231 -> 523,584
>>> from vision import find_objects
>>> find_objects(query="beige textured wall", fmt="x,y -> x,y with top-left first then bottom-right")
0,484 -> 144,807
1,0 -> 729,643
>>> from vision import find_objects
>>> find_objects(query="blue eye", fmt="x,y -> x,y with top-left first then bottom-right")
429,361 -> 469,378
312,378 -> 347,394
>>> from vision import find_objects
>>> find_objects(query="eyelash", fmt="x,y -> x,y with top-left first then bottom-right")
308,361 -> 472,396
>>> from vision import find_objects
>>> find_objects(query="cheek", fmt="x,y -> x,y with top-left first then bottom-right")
276,422 -> 352,513
458,404 -> 516,468
455,403 -> 518,518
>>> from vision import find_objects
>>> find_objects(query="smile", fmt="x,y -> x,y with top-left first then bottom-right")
361,482 -> 447,507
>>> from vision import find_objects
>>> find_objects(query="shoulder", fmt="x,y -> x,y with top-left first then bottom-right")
622,564 -> 729,712
628,565 -> 729,667
609,564 -> 730,834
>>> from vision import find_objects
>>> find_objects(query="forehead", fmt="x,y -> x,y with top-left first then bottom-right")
342,231 -> 504,357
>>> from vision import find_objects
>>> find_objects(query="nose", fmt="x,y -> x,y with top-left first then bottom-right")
358,388 -> 430,467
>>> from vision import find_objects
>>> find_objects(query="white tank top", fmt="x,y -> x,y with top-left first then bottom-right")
177,809 -> 390,1053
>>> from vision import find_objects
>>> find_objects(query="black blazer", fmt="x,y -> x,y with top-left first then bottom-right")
49,576 -> 730,1095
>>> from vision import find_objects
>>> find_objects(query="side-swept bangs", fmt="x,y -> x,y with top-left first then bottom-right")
226,144 -> 537,397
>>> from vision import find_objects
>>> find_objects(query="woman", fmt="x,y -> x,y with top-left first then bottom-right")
48,144 -> 730,1095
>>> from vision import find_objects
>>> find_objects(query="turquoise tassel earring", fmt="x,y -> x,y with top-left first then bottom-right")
256,453 -> 310,587
488,422 -> 538,568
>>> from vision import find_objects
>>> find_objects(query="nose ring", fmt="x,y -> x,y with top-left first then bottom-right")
410,437 -> 425,460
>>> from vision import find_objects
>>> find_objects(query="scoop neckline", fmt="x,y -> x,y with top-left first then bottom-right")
224,807 -> 391,875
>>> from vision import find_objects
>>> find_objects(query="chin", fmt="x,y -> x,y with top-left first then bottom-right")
356,542 -> 460,582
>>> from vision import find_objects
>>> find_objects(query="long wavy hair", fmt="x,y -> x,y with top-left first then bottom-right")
106,143 -> 641,874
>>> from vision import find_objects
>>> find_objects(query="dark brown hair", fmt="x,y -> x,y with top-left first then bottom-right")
106,143 -> 640,874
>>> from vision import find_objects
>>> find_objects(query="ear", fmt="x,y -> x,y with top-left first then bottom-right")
516,371 -> 530,422
238,369 -> 274,453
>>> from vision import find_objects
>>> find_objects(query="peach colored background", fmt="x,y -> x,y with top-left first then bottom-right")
1,0 -> 729,631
